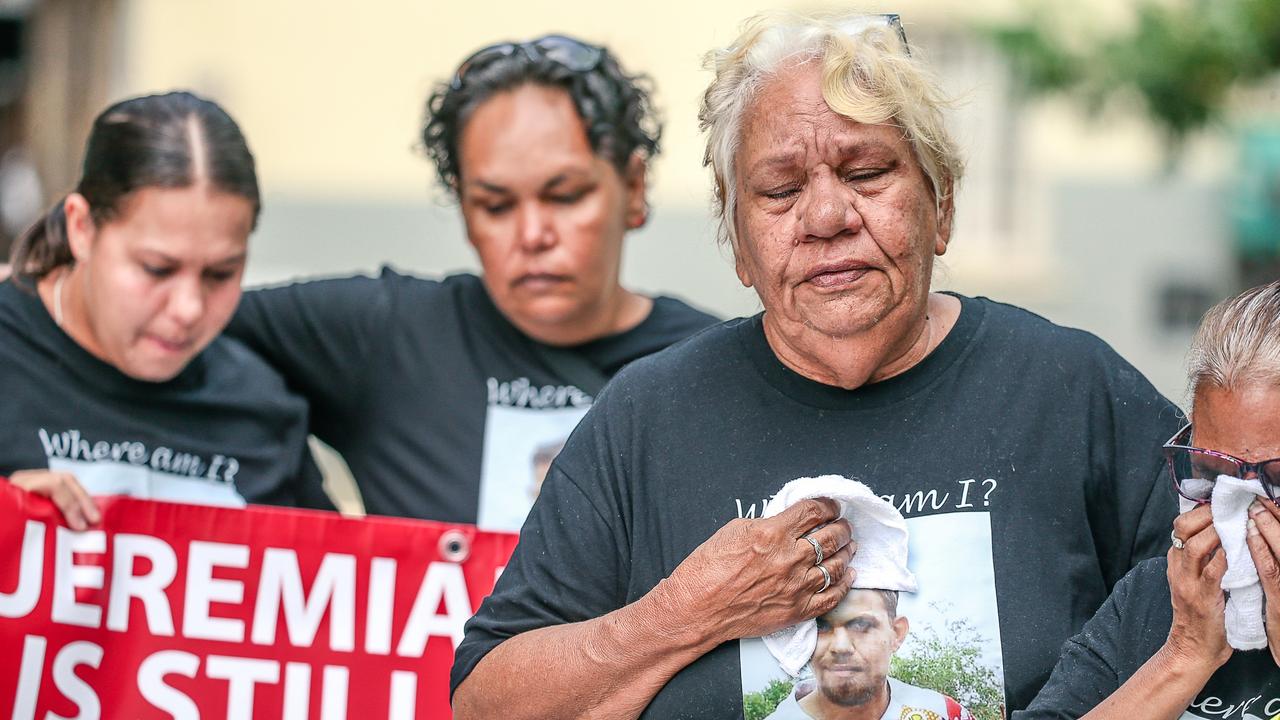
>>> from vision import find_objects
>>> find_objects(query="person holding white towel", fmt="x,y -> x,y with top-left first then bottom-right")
1018,280 -> 1280,720
451,11 -> 1181,719
761,477 -> 973,720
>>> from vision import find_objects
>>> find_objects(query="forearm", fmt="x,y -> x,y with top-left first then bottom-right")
453,583 -> 719,720
1081,645 -> 1217,720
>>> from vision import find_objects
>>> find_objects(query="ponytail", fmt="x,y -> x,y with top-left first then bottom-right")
8,197 -> 72,288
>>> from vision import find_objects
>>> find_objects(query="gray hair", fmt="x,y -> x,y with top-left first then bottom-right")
1188,280 -> 1280,401
698,10 -> 964,249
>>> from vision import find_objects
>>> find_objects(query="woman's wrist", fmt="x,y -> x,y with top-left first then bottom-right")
1155,636 -> 1228,684
636,575 -> 730,653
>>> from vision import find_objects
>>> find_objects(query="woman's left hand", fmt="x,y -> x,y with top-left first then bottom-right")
1246,497 -> 1280,666
1165,505 -> 1231,670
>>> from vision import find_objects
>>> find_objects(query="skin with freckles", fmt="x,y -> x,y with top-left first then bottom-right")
458,84 -> 652,346
37,186 -> 252,383
732,62 -> 959,390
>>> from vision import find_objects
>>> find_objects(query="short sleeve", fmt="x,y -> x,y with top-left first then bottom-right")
225,274 -> 393,417
1086,346 -> 1184,588
1014,559 -> 1169,720
450,462 -> 629,695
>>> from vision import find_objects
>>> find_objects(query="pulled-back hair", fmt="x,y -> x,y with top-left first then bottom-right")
421,35 -> 661,196
9,90 -> 260,281
699,11 -> 963,249
1188,280 -> 1280,403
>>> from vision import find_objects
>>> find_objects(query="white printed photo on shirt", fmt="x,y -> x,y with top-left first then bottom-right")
476,397 -> 590,533
741,513 -> 1003,720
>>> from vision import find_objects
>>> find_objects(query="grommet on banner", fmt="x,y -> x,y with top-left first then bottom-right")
439,529 -> 471,563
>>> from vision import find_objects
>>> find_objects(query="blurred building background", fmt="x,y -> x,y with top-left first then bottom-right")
2,0 -> 1277,409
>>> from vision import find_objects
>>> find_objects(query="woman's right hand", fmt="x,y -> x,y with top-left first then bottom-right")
1163,504 -> 1232,670
654,497 -> 855,646
9,469 -> 101,530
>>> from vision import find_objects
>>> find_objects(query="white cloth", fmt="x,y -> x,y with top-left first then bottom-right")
1179,474 -> 1269,651
760,476 -> 917,676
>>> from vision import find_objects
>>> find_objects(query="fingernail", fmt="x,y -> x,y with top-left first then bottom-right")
1250,499 -> 1264,516
1249,518 -> 1259,536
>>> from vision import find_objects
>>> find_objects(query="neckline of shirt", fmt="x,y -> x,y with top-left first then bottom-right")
2,278 -> 207,394
456,271 -> 668,369
736,292 -> 987,411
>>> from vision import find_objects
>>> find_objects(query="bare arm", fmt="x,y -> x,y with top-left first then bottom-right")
453,580 -> 719,719
1080,506 -> 1230,720
1077,647 -> 1216,720
453,498 -> 857,720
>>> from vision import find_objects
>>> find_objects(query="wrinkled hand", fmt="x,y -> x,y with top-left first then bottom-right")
657,497 -> 855,646
9,469 -> 100,530
1247,498 -> 1280,666
1164,505 -> 1231,670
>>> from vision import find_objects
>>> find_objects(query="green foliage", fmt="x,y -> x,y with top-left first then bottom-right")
890,618 -> 1005,720
986,0 -> 1280,147
743,678 -> 796,720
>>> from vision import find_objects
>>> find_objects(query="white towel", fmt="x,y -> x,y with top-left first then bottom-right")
1179,474 -> 1269,651
760,475 -> 917,676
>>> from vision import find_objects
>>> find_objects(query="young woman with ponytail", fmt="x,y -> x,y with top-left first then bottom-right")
1,91 -> 331,527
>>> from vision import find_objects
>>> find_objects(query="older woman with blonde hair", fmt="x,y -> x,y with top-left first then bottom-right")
451,12 -> 1180,719
1019,281 -> 1280,720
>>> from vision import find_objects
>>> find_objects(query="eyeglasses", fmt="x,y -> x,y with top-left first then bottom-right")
836,13 -> 911,56
450,34 -> 605,90
1162,423 -> 1280,504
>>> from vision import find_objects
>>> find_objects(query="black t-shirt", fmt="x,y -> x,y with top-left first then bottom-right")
225,268 -> 719,524
452,295 -> 1184,718
1017,557 -> 1280,720
0,279 -> 330,509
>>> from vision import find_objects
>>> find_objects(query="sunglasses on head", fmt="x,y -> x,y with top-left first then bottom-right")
1162,423 -> 1280,504
451,34 -> 605,90
837,13 -> 911,56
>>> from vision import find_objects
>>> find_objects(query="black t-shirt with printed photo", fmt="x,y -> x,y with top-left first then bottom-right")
224,268 -> 719,525
452,294 -> 1184,718
0,279 -> 330,509
1016,557 -> 1280,720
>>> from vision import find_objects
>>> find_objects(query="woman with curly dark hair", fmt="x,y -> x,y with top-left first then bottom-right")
225,35 -> 716,528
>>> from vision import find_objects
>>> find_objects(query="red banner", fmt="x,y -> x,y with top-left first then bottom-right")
0,482 -> 520,719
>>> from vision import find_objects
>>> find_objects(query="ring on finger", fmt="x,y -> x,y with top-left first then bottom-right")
816,563 -> 832,593
1171,528 -> 1186,550
804,535 -> 824,566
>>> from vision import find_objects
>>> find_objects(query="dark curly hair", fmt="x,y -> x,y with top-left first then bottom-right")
421,36 -> 662,197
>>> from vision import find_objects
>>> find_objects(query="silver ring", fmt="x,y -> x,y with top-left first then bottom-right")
816,563 -> 832,593
1171,529 -> 1186,550
804,535 -> 824,566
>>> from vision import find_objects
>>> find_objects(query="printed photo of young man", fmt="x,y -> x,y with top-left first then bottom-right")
766,588 -> 974,720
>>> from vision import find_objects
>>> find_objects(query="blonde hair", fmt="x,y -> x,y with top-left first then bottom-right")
1188,280 -> 1280,403
699,10 -> 964,249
